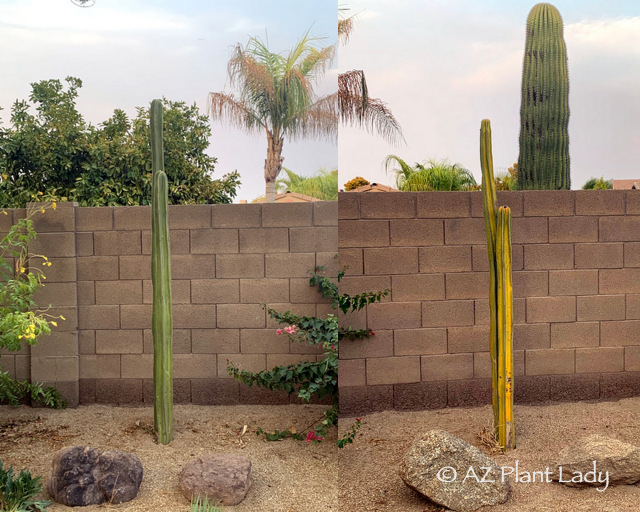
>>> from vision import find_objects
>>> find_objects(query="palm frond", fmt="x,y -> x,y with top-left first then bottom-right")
291,93 -> 338,142
384,156 -> 476,191
207,92 -> 264,132
276,167 -> 338,200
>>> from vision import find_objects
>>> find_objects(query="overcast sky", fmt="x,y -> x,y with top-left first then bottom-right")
339,0 -> 640,190
0,0 -> 337,202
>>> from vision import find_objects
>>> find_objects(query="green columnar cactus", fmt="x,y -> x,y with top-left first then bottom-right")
481,120 -> 515,451
151,99 -> 173,444
517,3 -> 570,190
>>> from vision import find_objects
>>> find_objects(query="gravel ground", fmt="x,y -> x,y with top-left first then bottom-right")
0,403 -> 337,512
338,397 -> 640,511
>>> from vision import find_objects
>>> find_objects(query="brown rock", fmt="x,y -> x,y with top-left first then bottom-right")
180,453 -> 252,506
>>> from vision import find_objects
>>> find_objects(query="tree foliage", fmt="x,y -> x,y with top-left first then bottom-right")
343,176 -> 370,191
0,77 -> 239,208
276,168 -> 338,201
384,155 -> 476,191
582,177 -> 612,190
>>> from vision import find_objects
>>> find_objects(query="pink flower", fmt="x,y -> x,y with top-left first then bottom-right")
330,345 -> 335,350
285,325 -> 297,335
317,436 -> 323,441
276,329 -> 283,335
306,432 -> 316,443
355,417 -> 362,422
369,331 -> 375,336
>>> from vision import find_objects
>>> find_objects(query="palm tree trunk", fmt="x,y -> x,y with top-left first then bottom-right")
264,129 -> 284,203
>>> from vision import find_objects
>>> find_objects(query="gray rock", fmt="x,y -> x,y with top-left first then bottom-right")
180,453 -> 252,506
399,429 -> 509,512
47,446 -> 143,506
552,435 -> 640,487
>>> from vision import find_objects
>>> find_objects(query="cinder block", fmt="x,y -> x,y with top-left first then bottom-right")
599,268 -> 640,294
391,274 -> 443,301
447,379 -> 492,407
421,353 -> 473,381
338,384 -> 394,414
217,254 -> 264,278
240,278 -> 289,303
575,243 -> 623,269
390,219 -> 443,246
576,347 -> 623,373
30,331 -> 77,357
173,304 -> 216,329
79,330 -> 95,354
421,246 -> 471,273
600,216 -> 640,242
512,271 -> 548,298
266,353 -> 314,369
577,295 -> 625,321
364,247 -> 418,275
527,296 -> 576,323
191,279 -> 239,304
171,254 -> 216,279
113,206 -> 150,230
141,229 -> 190,255
473,351 -> 524,378
511,217 -> 548,243
550,374 -> 600,401
339,220 -> 388,248
95,330 -> 143,354
76,207 -> 113,231
338,192 -> 359,220
313,201 -> 337,226
471,191 -> 523,217
45,257 -> 77,282
367,302 -> 421,330
315,252 -> 339,277
575,190 -> 625,215
34,282 -> 77,308
47,307 -> 78,331
340,307 -> 370,332
340,330 -> 393,359
119,304 -> 152,329
142,279 -> 191,304
94,231 -> 141,256
361,192 -> 415,218
174,354 -> 217,379
95,379 -> 142,403
192,329 -> 239,353
0,356 -> 15,378
394,381 -> 448,410
217,304 -> 264,328
524,244 -> 573,270
339,276 -> 390,299
168,204 -> 210,229
624,243 -> 640,267
240,329 -> 290,354
628,294 -> 640,319
447,326 -> 490,353
339,249 -> 363,275
32,206 -> 75,233
120,354 -> 153,378
444,218 -> 486,245
394,328 -> 447,356
79,354 -> 120,379
78,305 -> 120,329
191,379 -> 240,405
95,280 -> 142,305
30,233 -> 75,257
549,216 -> 598,243
422,300 -> 474,327
265,253 -> 313,278
76,232 -> 93,256
212,204 -> 261,228
625,346 -> 640,371
445,272 -> 489,299
551,322 -> 600,348
290,226 -> 337,253
238,228 -> 287,253
523,190 -> 574,216
15,355 -> 30,380
601,320 -> 640,346
472,245 -> 524,272
78,256 -> 119,281
118,255 -> 151,280
367,356 -> 421,385
601,372 -> 640,399
549,270 -> 598,296
189,229 -> 238,254
514,323 -> 550,350
514,375 -> 550,404
217,353 -> 266,378
526,348 -> 575,375
417,192 -> 470,218
263,203 -> 312,227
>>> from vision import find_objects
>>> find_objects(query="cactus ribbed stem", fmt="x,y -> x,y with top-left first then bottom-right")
517,3 -> 570,190
151,99 -> 173,445
481,119 -> 515,451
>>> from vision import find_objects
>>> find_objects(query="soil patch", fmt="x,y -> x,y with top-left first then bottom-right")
338,397 -> 640,511
0,403 -> 337,511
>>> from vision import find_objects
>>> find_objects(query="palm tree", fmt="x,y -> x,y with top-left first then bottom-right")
276,168 -> 338,201
338,8 -> 403,145
208,32 -> 337,202
384,155 -> 476,191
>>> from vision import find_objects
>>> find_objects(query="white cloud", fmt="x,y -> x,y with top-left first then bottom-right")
566,17 -> 640,56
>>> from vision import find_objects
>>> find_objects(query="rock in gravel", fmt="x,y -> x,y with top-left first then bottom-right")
399,429 -> 509,512
552,435 -> 640,487
180,453 -> 252,506
47,446 -> 143,506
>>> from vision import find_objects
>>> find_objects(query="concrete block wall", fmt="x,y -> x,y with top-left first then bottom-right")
0,202 -> 337,406
338,190 -> 640,415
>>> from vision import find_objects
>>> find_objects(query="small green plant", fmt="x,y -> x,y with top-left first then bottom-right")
0,371 -> 65,408
228,265 -> 387,446
190,495 -> 223,512
0,459 -> 50,512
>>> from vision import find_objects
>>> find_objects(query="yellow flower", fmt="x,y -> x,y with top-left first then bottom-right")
19,267 -> 25,273
43,262 -> 47,266
52,202 -> 57,210
60,315 -> 66,321
42,275 -> 46,280
18,335 -> 24,340
27,333 -> 35,339
51,321 -> 58,327
29,324 -> 35,331
40,209 -> 45,214
2,211 -> 7,215
37,191 -> 43,196
43,256 -> 48,261
47,262 -> 52,267
1,174 -> 7,179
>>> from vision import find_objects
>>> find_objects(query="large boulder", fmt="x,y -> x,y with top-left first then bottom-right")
552,435 -> 640,487
47,446 -> 143,506
180,453 -> 252,506
399,430 -> 509,512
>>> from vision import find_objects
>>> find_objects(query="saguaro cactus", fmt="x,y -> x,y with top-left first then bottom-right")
517,3 -> 570,190
151,99 -> 173,444
481,119 -> 515,451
